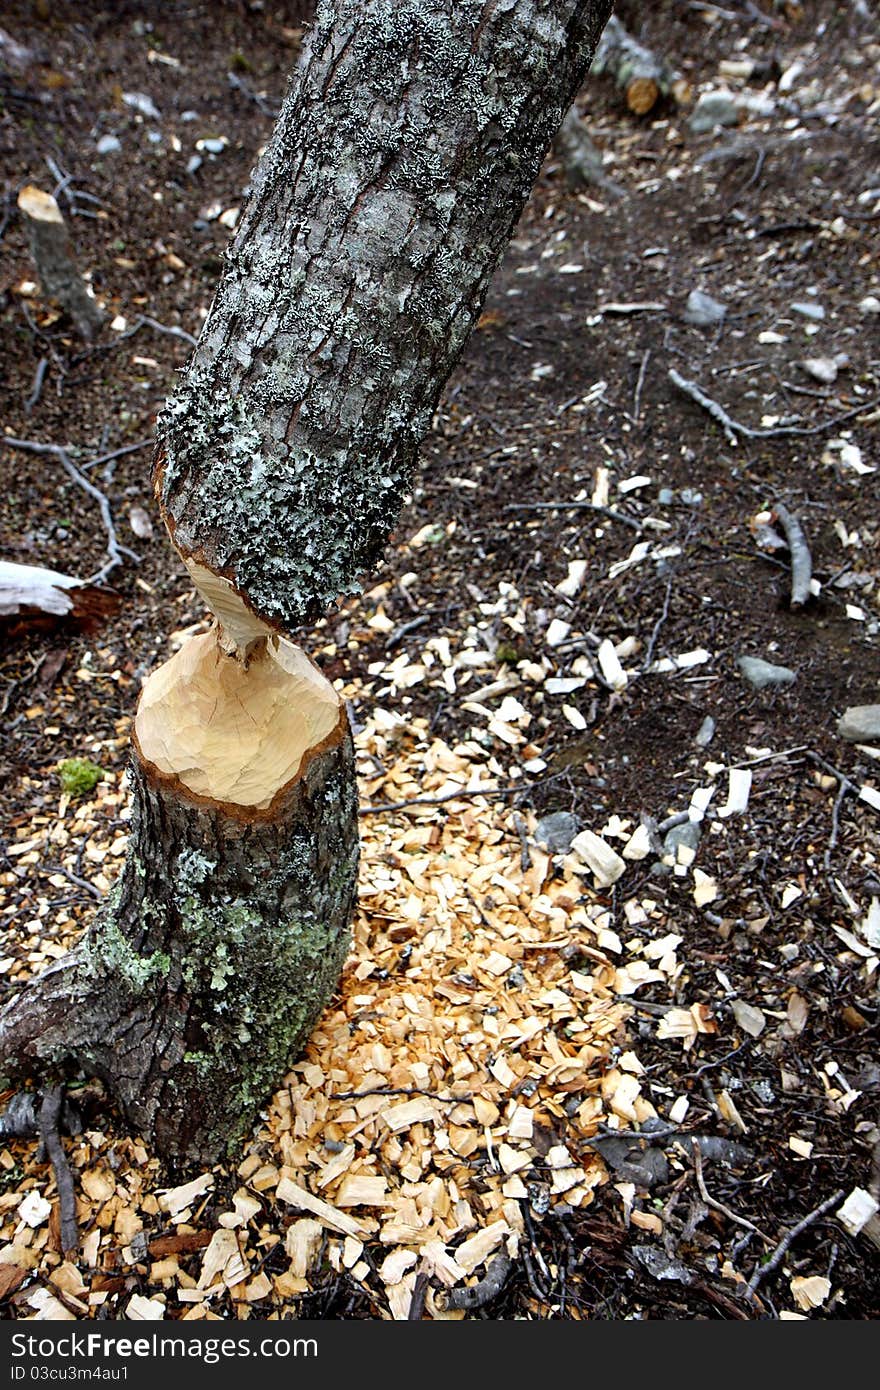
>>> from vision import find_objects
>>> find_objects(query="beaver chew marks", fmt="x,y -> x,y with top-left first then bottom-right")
135,628 -> 341,809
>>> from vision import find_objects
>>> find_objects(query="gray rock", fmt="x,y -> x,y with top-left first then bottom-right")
695,715 -> 716,747
683,289 -> 727,327
95,134 -> 121,155
801,356 -> 838,384
122,91 -> 161,120
633,1247 -> 693,1285
737,655 -> 797,690
664,821 -> 701,856
534,811 -> 580,854
658,487 -> 674,505
186,155 -> 203,176
689,91 -> 740,135
791,300 -> 825,321
680,487 -> 703,506
837,704 -> 880,743
200,138 -> 227,155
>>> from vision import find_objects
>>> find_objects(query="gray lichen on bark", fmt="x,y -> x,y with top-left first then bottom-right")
156,0 -> 613,634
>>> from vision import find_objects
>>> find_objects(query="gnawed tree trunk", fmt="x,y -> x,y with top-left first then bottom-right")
0,635 -> 358,1165
1,0 -> 613,1166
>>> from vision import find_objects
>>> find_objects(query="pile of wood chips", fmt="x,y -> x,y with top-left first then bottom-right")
0,691 -> 670,1320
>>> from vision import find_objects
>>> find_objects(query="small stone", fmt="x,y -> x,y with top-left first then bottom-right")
658,487 -> 674,505
534,811 -> 580,854
689,91 -> 740,134
122,91 -> 161,120
683,289 -> 727,327
128,506 -> 154,540
680,487 -> 703,506
664,821 -> 701,857
800,356 -> 838,384
858,296 -> 880,315
146,130 -> 163,145
837,705 -> 880,743
790,300 -> 825,321
95,134 -> 122,155
186,155 -> 203,176
695,715 -> 716,748
197,137 -> 227,155
737,656 -> 797,690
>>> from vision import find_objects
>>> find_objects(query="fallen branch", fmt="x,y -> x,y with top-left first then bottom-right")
38,1087 -> 79,1255
669,369 -> 880,445
590,15 -> 687,115
772,502 -> 812,607
744,1189 -> 844,1304
2,436 -> 140,584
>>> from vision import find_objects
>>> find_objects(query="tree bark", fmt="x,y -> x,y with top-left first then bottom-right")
156,0 -> 614,647
1,0 -> 614,1166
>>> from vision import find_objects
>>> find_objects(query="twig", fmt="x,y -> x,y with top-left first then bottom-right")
512,812 -> 532,872
227,70 -> 280,118
43,864 -> 102,902
444,1252 -> 513,1311
772,502 -> 812,607
691,1139 -> 771,1243
360,770 -> 563,815
805,750 -> 857,866
135,314 -> 198,348
38,1087 -> 78,1254
642,576 -> 673,671
669,368 -> 880,445
24,357 -> 49,413
669,368 -> 740,445
504,501 -> 643,532
632,347 -> 651,424
3,435 -> 140,583
744,1189 -> 844,1304
406,1267 -> 429,1320
81,437 -> 154,472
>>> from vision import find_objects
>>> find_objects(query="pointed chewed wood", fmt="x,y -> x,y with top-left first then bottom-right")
135,628 -> 340,812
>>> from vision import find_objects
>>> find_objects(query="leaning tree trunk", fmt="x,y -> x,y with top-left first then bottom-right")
0,0 -> 613,1166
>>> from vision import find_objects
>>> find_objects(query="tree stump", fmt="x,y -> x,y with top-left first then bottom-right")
0,632 -> 359,1164
17,185 -> 104,341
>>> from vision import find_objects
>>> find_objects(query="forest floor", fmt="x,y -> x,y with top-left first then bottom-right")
1,0 -> 879,1322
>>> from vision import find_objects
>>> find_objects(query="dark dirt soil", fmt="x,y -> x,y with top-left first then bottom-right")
1,0 -> 879,1320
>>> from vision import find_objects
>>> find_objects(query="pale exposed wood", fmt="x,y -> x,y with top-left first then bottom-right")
184,557 -> 275,659
135,629 -> 340,810
0,560 -> 120,631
